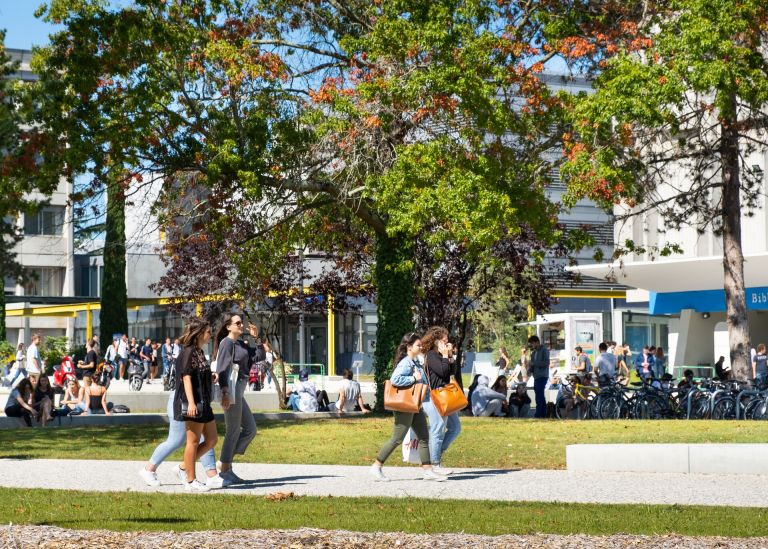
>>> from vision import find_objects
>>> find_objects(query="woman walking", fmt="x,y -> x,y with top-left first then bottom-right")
213,313 -> 258,485
420,326 -> 461,475
370,332 -> 445,482
139,390 -> 222,489
174,317 -> 218,492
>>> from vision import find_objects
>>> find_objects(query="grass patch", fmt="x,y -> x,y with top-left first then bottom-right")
2,487 -> 767,536
2,418 -> 767,470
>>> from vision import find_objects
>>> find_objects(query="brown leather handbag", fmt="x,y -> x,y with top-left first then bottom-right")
384,380 -> 427,413
425,360 -> 468,416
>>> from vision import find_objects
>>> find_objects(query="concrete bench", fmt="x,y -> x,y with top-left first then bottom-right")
567,443 -> 768,474
0,410 -> 365,429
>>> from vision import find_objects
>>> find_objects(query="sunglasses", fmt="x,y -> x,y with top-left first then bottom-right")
231,321 -> 243,326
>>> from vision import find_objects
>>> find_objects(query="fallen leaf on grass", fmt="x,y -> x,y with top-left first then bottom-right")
265,491 -> 295,501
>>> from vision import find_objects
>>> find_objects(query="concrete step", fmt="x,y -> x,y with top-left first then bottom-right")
567,443 -> 768,475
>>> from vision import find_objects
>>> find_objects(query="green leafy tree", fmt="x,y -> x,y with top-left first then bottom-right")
562,0 -> 768,379
29,0 -> 620,405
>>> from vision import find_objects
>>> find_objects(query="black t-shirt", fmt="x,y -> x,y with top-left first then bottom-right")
173,346 -> 213,422
84,350 -> 99,368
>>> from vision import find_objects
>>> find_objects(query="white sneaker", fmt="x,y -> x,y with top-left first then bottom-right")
433,464 -> 453,476
173,464 -> 188,484
184,479 -> 210,492
422,469 -> 447,482
369,464 -> 390,482
206,474 -> 224,489
139,468 -> 160,487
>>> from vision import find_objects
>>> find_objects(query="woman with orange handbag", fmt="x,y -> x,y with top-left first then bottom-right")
421,326 -> 462,476
370,332 -> 446,482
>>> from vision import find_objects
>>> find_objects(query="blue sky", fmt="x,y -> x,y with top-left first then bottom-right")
0,1 -> 60,50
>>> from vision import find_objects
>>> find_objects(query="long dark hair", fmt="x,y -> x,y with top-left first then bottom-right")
178,317 -> 211,348
393,332 -> 421,367
15,378 -> 33,399
213,312 -> 240,359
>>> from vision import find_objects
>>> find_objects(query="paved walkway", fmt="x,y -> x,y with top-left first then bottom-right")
1,458 -> 766,507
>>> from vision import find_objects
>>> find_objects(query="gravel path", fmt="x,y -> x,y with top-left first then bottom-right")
2,525 -> 766,548
2,458 -> 768,507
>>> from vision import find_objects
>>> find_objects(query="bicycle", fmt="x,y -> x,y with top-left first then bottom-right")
555,374 -> 599,419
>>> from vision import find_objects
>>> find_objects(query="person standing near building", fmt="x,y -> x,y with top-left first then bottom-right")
753,344 -> 768,387
654,347 -> 667,379
161,337 -> 173,377
140,338 -> 153,383
26,334 -> 43,384
117,334 -> 129,380
594,342 -> 617,386
634,346 -> 655,382
574,346 -> 591,374
213,313 -> 258,486
525,335 -> 550,418
420,325 -> 461,476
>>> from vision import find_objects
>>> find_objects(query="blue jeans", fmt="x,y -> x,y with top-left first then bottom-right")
533,377 -> 548,418
148,395 -> 216,471
288,393 -> 300,411
422,400 -> 461,465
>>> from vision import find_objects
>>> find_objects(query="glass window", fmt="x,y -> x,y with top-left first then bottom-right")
24,206 -> 65,235
24,267 -> 65,296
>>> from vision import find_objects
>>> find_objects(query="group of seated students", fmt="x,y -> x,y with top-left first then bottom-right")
285,368 -> 371,414
3,366 -> 114,426
467,374 -> 532,418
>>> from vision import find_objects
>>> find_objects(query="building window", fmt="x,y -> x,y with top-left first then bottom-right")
24,206 -> 65,236
78,265 -> 102,297
24,267 -> 65,296
3,275 -> 15,296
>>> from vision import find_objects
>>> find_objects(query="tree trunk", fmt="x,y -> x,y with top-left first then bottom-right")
373,234 -> 415,411
721,96 -> 751,380
100,178 -> 128,340
0,280 -> 5,342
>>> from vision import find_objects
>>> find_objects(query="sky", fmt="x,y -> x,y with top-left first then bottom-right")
0,1 -> 60,50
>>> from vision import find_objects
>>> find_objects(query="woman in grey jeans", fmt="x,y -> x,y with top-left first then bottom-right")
213,312 -> 259,485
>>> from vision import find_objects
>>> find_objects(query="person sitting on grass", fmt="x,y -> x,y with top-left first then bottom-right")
32,375 -> 54,426
507,382 -> 532,418
85,373 -> 113,415
470,375 -> 508,417
329,369 -> 369,414
60,378 -> 87,415
287,369 -> 320,412
3,378 -> 37,427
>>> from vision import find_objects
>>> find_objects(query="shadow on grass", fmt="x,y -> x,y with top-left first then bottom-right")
0,455 -> 33,460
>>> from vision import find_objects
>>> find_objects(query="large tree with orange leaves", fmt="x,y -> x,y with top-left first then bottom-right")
29,0 -> 631,403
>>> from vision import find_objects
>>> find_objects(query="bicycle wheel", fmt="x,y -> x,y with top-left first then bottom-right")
687,392 -> 710,419
752,398 -> 768,420
635,395 -> 667,419
711,396 -> 737,420
598,395 -> 622,419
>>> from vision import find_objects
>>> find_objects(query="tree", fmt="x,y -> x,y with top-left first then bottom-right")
99,170 -> 128,340
30,0 -> 617,405
0,30 -> 61,340
561,0 -> 768,379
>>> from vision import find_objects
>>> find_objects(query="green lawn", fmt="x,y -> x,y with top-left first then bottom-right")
2,417 -> 767,469
3,487 -> 768,536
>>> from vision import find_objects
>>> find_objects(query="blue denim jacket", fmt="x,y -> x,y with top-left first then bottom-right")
390,356 -> 427,388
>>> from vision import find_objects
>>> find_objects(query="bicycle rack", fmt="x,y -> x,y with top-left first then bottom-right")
686,386 -> 700,419
735,389 -> 758,420
709,388 -> 726,418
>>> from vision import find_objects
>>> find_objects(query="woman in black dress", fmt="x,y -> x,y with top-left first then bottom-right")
173,317 -> 218,492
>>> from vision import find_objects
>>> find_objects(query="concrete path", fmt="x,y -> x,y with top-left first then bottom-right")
1,458 -> 766,507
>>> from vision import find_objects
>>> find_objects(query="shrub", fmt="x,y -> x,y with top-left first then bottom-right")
40,336 -> 71,374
